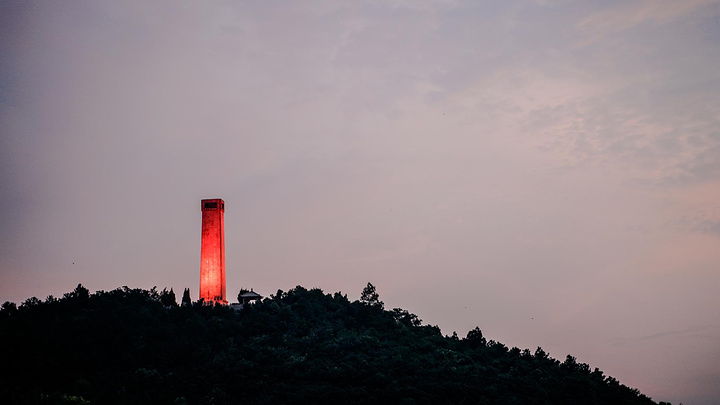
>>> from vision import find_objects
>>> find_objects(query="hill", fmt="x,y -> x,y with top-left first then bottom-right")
0,284 -> 670,404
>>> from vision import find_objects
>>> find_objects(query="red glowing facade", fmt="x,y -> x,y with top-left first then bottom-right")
199,198 -> 227,305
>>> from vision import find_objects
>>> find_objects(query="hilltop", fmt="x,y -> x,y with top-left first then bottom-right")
0,284 -> 672,405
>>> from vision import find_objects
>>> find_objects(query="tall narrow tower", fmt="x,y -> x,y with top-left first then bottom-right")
199,198 -> 227,305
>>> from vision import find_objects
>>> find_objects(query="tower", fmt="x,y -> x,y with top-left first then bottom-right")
199,198 -> 227,305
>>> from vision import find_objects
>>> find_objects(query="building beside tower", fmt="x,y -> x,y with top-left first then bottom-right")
199,198 -> 227,305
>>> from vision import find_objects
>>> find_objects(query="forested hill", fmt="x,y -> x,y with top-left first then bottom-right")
1,284 -> 669,405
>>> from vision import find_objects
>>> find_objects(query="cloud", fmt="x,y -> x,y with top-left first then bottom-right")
576,0 -> 717,39
697,219 -> 720,236
612,324 -> 720,346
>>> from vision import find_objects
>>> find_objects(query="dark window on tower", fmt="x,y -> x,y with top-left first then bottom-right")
204,202 -> 218,209
221,203 -> 225,210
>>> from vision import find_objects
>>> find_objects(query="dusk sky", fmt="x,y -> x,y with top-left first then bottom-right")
2,1 -> 720,403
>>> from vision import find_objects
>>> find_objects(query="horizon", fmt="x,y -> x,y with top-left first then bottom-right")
2,1 -> 720,404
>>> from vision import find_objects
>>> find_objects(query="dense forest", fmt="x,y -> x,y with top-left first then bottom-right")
0,284 -> 675,405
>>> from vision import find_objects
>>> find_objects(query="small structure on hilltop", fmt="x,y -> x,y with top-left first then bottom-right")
240,290 -> 262,305
230,290 -> 263,311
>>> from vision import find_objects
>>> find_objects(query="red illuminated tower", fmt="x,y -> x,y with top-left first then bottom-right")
200,198 -> 227,305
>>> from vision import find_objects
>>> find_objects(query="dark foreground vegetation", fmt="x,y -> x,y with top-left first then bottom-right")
1,284 -> 670,405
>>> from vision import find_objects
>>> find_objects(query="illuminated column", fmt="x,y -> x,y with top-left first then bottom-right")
199,198 -> 227,305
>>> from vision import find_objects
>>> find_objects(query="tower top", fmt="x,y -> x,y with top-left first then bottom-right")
201,198 -> 225,212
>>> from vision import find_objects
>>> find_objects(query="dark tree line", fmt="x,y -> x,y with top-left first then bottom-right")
0,283 -> 671,405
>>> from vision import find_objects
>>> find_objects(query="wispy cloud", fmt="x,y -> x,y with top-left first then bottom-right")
697,219 -> 720,236
612,324 -> 720,346
576,0 -> 717,39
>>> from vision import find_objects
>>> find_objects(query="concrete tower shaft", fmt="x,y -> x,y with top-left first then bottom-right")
199,198 -> 227,305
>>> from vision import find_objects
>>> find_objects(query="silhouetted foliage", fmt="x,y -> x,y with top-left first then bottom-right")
160,288 -> 177,307
359,282 -> 383,309
63,283 -> 90,301
0,283 -> 667,405
181,288 -> 192,307
466,326 -> 487,347
0,301 -> 17,317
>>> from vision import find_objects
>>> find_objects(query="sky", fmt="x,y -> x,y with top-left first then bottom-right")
1,1 -> 720,403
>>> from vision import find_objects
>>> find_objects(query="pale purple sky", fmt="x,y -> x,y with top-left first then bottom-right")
2,1 -> 720,403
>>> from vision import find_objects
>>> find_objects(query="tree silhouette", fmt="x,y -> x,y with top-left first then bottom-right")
160,288 -> 177,307
465,326 -> 487,347
181,288 -> 192,307
360,282 -> 383,309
